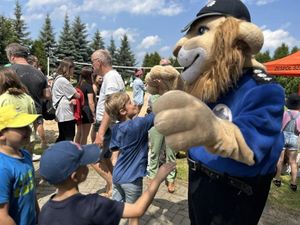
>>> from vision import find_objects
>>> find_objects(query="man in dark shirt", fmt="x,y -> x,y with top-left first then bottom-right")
5,43 -> 51,154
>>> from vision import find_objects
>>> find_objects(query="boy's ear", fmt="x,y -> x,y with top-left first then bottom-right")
70,171 -> 79,182
119,108 -> 127,116
0,131 -> 6,141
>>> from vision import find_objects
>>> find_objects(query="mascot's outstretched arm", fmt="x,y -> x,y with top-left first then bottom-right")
153,90 -> 254,166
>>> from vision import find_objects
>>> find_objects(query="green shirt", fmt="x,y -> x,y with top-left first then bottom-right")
0,92 -> 37,114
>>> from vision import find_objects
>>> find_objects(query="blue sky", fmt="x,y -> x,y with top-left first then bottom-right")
0,0 -> 299,65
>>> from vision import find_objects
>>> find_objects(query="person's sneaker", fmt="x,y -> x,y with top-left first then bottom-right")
290,183 -> 297,192
32,154 -> 41,162
273,179 -> 281,187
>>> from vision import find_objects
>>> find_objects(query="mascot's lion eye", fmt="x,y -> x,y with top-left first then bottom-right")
197,26 -> 208,35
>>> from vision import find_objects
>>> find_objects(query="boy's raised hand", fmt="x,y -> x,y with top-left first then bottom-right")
155,162 -> 176,183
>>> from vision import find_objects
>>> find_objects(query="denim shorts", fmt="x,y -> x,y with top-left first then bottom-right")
112,178 -> 143,203
283,131 -> 299,151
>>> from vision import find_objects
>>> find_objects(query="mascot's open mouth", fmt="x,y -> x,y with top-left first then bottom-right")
178,47 -> 207,84
183,54 -> 200,72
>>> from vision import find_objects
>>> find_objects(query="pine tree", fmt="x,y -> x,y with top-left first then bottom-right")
0,16 -> 16,64
107,36 -> 117,66
39,14 -> 56,71
255,50 -> 271,63
142,51 -> 161,67
116,34 -> 136,81
291,46 -> 299,54
30,40 -> 47,73
273,43 -> 289,60
72,16 -> 89,63
89,29 -> 105,54
56,13 -> 76,61
39,14 -> 56,58
13,0 -> 31,46
71,16 -> 89,79
169,56 -> 181,68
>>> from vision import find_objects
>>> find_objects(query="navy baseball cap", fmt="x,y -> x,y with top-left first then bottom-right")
182,0 -> 251,32
40,141 -> 103,185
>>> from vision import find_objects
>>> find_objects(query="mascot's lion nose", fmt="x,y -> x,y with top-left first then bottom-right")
173,45 -> 181,57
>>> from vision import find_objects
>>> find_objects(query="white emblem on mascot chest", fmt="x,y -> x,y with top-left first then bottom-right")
212,104 -> 232,121
207,1 -> 216,7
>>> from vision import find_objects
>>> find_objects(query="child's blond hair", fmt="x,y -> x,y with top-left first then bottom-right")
105,92 -> 129,121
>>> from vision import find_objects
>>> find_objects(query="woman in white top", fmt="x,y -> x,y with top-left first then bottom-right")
51,58 -> 80,142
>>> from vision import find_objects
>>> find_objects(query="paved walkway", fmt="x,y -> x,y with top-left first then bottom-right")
35,162 -> 298,225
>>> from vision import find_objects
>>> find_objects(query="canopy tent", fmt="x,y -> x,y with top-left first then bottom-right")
264,51 -> 300,76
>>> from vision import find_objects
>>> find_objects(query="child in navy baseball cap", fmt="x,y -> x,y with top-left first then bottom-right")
38,141 -> 176,225
40,141 -> 102,185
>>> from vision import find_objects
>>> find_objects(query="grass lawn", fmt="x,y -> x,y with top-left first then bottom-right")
268,175 -> 300,213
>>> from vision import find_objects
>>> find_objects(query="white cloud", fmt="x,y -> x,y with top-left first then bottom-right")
101,27 -> 138,43
262,28 -> 300,52
138,35 -> 161,49
159,46 -> 171,53
26,0 -> 64,10
86,22 -> 97,35
255,0 -> 276,6
23,13 -> 44,23
244,0 -> 277,6
136,51 -> 147,65
79,0 -> 183,16
158,3 -> 183,16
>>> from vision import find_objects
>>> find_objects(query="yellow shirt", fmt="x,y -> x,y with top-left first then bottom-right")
0,91 -> 37,114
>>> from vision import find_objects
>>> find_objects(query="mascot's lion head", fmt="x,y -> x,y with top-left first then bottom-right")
174,0 -> 265,103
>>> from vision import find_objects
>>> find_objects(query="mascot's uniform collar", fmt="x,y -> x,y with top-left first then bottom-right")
188,68 -> 285,177
182,0 -> 251,32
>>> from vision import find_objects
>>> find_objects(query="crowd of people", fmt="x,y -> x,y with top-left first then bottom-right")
0,42 -> 178,225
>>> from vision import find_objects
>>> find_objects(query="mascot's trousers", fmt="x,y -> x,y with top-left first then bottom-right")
188,162 -> 273,225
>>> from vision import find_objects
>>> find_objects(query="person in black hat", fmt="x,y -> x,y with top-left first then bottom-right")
147,0 -> 285,224
274,93 -> 300,192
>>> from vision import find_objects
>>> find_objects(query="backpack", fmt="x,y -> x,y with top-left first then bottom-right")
283,111 -> 300,135
42,76 -> 63,120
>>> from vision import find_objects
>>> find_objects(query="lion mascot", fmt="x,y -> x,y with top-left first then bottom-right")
146,0 -> 285,224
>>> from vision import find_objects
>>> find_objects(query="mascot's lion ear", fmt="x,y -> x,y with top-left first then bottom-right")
238,21 -> 264,55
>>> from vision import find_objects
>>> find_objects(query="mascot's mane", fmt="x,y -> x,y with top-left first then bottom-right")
185,17 -> 250,103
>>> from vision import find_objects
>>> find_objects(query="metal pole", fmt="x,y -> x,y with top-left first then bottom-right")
47,57 -> 50,76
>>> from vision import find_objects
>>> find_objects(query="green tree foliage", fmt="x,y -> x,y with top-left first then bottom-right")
270,43 -> 300,95
142,51 -> 161,67
255,50 -> 271,63
107,36 -> 118,66
291,46 -> 299,54
89,29 -> 105,55
39,14 -> 56,57
39,14 -> 56,72
71,16 -> 89,78
56,14 -> 76,61
0,16 -> 16,64
116,34 -> 136,81
169,56 -> 181,67
273,43 -> 289,60
13,0 -> 31,46
30,40 -> 47,73
72,16 -> 89,63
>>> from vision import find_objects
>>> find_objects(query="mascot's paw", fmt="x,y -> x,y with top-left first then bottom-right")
153,90 -> 255,166
153,90 -> 220,151
145,65 -> 184,95
208,120 -> 255,165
